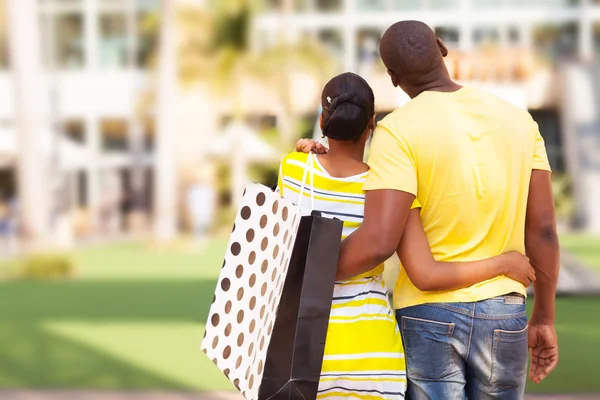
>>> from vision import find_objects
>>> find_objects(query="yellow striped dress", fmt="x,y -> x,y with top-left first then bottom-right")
277,152 -> 407,399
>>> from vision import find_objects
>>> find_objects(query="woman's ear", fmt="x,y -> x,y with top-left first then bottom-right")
370,114 -> 376,131
320,112 -> 325,131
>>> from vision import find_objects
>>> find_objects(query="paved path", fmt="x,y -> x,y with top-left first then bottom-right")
0,392 -> 235,400
0,392 -> 599,400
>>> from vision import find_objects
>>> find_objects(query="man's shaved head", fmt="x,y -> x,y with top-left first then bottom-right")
380,21 -> 448,88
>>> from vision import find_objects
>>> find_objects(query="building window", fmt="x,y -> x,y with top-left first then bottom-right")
99,12 -> 128,68
593,23 -> 600,60
0,168 -> 17,203
137,10 -> 158,68
357,0 -> 386,11
100,0 -> 127,6
511,0 -> 579,6
508,27 -> 521,45
473,27 -> 500,47
430,0 -> 460,9
64,119 -> 86,144
473,0 -> 509,7
315,0 -> 342,11
318,29 -> 343,62
77,170 -> 88,207
357,29 -> 382,75
136,0 -> 159,68
392,0 -> 421,9
56,13 -> 85,69
436,27 -> 460,47
142,117 -> 155,152
0,0 -> 8,69
100,119 -> 129,152
533,23 -> 578,61
137,0 -> 159,8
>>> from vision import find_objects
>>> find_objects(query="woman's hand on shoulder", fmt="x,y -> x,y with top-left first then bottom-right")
499,251 -> 536,286
295,139 -> 328,154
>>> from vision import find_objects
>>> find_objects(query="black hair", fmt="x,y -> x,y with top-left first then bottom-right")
321,72 -> 375,142
380,21 -> 442,84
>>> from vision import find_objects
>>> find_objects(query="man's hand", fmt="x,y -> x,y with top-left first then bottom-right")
525,170 -> 559,384
295,138 -> 328,154
528,323 -> 559,383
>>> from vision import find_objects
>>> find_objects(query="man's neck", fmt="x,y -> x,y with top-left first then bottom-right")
405,70 -> 463,99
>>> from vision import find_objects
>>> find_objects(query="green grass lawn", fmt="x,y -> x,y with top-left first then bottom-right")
0,241 -> 233,392
0,238 -> 598,393
560,233 -> 600,271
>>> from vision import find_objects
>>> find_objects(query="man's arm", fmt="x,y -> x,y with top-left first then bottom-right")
526,169 -> 560,383
336,189 -> 414,280
337,122 -> 418,280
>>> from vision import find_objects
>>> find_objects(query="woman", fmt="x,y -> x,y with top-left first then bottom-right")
277,72 -> 534,399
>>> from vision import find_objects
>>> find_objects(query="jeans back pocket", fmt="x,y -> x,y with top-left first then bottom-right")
401,316 -> 456,380
490,326 -> 528,391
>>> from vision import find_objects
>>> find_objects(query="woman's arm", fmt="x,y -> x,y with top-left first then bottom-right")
397,210 -> 535,291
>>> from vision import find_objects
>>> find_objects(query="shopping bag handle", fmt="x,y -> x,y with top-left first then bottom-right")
296,153 -> 316,211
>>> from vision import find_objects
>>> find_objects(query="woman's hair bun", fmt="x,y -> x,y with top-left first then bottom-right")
321,73 -> 375,142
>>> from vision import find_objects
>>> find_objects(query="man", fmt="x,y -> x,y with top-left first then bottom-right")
300,21 -> 559,399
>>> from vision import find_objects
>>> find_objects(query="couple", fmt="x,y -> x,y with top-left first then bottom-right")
276,21 -> 559,399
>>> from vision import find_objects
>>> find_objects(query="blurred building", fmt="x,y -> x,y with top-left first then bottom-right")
0,0 -> 162,239
255,0 -> 600,232
0,0 -> 295,246
1,0 -> 599,244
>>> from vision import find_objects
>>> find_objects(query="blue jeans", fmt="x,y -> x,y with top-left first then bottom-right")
396,295 -> 528,400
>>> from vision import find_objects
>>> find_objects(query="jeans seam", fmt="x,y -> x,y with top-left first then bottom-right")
491,333 -> 499,388
474,311 -> 527,320
401,316 -> 456,335
494,326 -> 528,337
465,313 -> 474,361
423,303 -> 474,316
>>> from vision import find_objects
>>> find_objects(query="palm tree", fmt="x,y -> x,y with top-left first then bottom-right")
178,0 -> 331,146
149,0 -> 330,238
154,0 -> 178,241
6,0 -> 50,250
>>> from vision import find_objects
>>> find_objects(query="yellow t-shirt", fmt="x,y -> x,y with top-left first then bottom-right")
363,86 -> 552,309
278,152 -> 421,280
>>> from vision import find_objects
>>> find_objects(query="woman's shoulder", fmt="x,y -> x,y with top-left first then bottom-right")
281,151 -> 309,165
280,152 -> 310,176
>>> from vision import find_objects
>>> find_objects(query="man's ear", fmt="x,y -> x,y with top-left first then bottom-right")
370,114 -> 376,131
437,38 -> 449,57
387,69 -> 399,88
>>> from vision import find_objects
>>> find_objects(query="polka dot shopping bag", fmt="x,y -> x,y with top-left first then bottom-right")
202,155 -> 343,399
